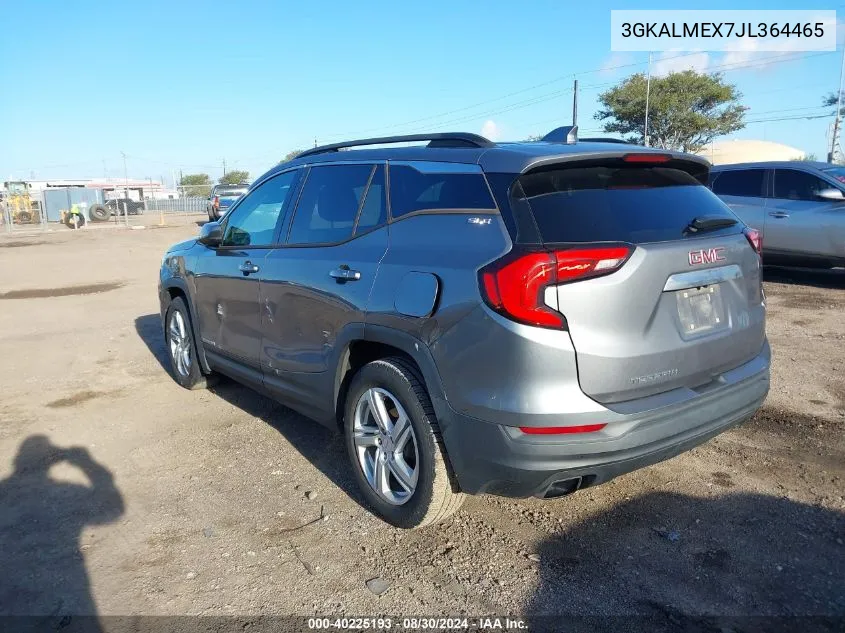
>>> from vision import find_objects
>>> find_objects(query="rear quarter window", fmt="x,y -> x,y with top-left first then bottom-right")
388,165 -> 496,219
518,165 -> 739,244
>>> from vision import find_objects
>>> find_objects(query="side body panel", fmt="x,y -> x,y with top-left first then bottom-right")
258,228 -> 389,420
192,248 -> 268,367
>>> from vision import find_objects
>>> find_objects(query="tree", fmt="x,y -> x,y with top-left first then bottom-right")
179,173 -> 212,198
281,149 -> 304,163
219,170 -> 249,185
595,71 -> 747,153
823,92 -> 843,115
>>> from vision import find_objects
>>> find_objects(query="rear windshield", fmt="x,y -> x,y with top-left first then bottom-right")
217,187 -> 247,197
518,165 -> 739,244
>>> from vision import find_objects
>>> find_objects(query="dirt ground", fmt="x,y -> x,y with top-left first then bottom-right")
0,226 -> 842,627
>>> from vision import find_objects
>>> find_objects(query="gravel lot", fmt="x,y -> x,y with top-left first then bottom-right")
0,226 -> 842,627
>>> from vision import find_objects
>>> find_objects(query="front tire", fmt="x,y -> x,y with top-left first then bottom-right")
344,357 -> 464,529
164,297 -> 208,390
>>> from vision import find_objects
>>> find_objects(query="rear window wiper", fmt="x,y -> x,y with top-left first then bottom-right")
683,215 -> 738,235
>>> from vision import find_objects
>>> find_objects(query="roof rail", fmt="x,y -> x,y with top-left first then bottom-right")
541,126 -> 578,144
296,133 -> 496,159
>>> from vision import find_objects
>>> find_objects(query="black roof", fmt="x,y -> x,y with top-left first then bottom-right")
255,129 -> 710,185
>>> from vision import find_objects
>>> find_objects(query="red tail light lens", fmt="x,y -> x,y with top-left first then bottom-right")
622,153 -> 672,164
744,227 -> 762,256
480,245 -> 632,329
213,196 -> 220,208
520,423 -> 607,435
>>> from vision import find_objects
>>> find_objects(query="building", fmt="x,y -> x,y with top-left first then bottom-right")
8,178 -> 179,201
696,140 -> 806,165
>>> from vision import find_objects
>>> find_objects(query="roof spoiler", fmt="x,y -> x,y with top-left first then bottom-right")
541,126 -> 578,144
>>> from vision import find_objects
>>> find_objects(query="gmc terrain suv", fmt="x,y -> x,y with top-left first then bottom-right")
159,127 -> 770,528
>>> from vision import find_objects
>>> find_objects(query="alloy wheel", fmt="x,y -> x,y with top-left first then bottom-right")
352,387 -> 419,505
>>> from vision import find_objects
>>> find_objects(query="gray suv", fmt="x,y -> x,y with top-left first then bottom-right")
710,161 -> 845,268
159,128 -> 770,528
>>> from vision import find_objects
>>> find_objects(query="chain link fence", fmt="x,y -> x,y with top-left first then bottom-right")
1,185 -> 213,234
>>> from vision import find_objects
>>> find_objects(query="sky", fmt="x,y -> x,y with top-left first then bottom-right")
2,0 -> 845,186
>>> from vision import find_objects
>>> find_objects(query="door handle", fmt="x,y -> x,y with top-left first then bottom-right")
239,261 -> 260,275
768,211 -> 790,218
330,266 -> 361,281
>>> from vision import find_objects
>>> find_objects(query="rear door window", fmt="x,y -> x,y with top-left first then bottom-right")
518,165 -> 739,244
711,169 -> 767,197
388,164 -> 496,219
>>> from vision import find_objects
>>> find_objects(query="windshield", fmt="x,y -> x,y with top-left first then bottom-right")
818,166 -> 845,185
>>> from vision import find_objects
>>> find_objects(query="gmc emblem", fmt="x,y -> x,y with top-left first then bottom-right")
689,247 -> 726,266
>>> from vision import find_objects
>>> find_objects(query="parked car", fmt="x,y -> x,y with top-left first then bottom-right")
709,161 -> 845,268
105,197 -> 145,216
207,184 -> 249,221
159,128 -> 769,528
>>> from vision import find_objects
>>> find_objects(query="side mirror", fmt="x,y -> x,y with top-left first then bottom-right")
198,221 -> 223,247
816,188 -> 844,201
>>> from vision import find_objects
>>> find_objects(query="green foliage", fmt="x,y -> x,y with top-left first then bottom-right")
281,149 -> 304,163
219,170 -> 250,185
595,71 -> 747,153
822,91 -> 844,116
790,153 -> 817,162
179,173 -> 212,198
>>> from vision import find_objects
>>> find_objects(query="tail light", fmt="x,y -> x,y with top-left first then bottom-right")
622,153 -> 672,164
479,245 -> 632,329
213,196 -> 220,208
744,227 -> 762,256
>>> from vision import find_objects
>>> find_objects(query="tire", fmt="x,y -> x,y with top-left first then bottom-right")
90,205 -> 109,222
16,210 -> 32,224
164,297 -> 209,390
344,357 -> 464,528
65,214 -> 85,229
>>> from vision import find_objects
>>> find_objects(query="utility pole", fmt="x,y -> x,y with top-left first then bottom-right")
830,38 -> 845,162
121,152 -> 129,226
644,52 -> 653,147
572,79 -> 578,126
222,158 -> 227,176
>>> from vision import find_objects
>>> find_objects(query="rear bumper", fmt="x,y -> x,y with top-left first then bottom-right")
437,343 -> 770,497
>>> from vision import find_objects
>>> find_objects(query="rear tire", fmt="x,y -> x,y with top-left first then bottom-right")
164,297 -> 208,390
344,357 -> 464,529
90,205 -> 109,222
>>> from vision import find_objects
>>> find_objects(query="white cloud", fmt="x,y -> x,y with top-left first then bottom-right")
599,53 -> 634,77
652,50 -> 710,77
481,120 -> 501,141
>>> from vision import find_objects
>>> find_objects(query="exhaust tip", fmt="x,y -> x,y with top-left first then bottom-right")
543,477 -> 582,499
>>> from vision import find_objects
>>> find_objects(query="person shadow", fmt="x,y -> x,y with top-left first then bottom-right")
0,435 -> 124,633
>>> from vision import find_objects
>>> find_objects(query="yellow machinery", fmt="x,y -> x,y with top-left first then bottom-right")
2,182 -> 41,224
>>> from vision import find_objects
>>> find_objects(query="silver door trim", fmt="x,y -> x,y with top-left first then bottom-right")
663,264 -> 743,292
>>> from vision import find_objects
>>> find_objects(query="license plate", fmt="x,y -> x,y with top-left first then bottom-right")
676,284 -> 726,336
